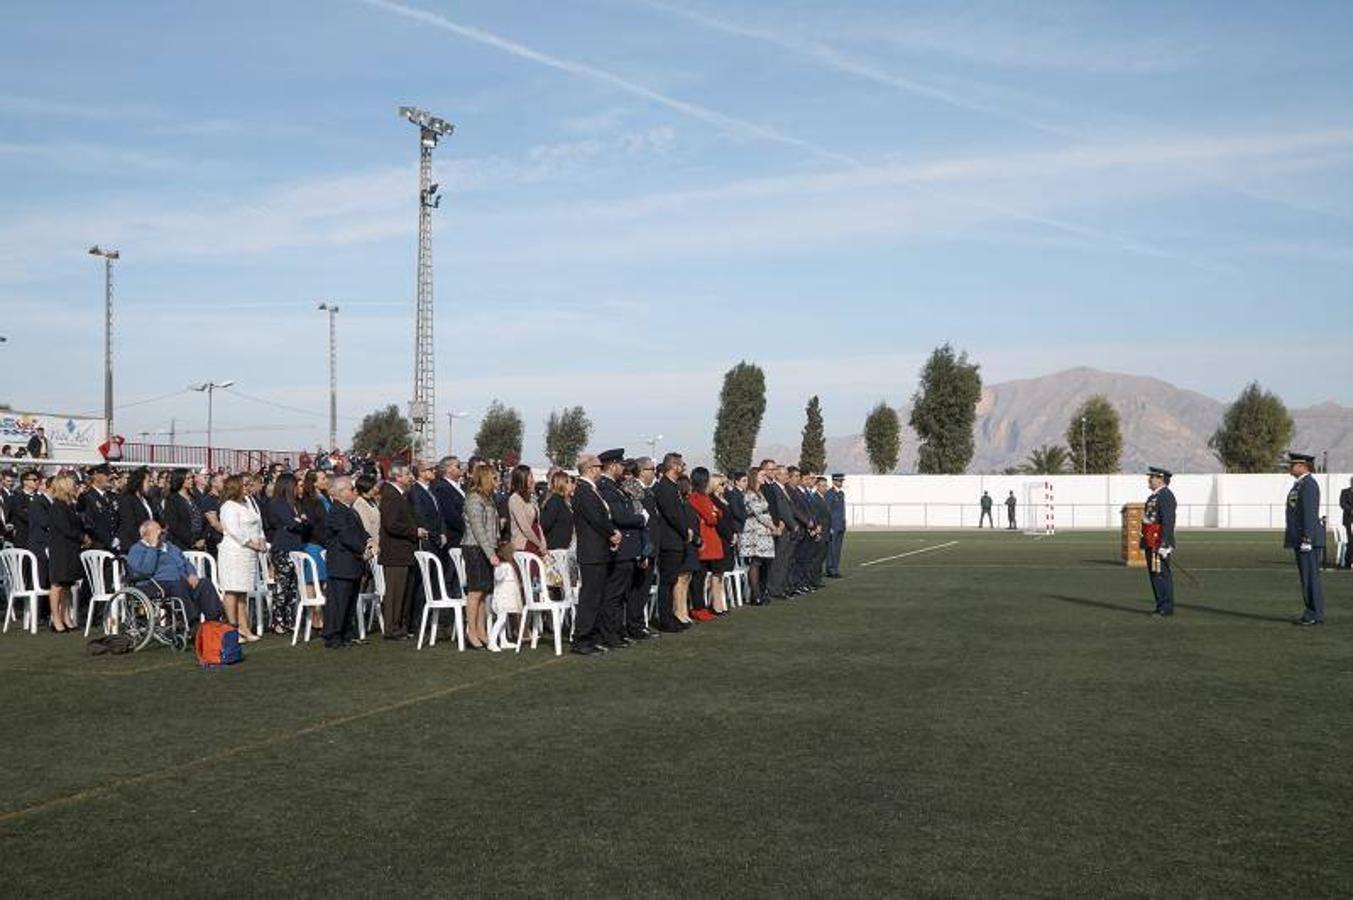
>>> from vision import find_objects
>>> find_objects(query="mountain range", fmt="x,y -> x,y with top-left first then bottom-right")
751,367 -> 1353,474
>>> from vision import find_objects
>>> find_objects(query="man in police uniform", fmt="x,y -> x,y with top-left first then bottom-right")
1284,452 -> 1325,625
825,474 -> 846,578
1141,466 -> 1177,617
597,448 -> 647,649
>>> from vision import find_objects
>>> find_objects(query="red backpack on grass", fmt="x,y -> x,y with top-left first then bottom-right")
194,622 -> 244,668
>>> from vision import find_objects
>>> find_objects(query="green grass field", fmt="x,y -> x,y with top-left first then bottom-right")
2,530 -> 1349,897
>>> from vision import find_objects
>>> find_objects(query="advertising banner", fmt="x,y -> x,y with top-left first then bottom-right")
0,410 -> 106,463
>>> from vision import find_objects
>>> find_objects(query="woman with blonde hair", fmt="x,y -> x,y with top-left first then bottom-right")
45,475 -> 83,632
460,464 -> 501,649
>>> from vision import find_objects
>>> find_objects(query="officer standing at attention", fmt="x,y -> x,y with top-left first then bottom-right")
1005,491 -> 1018,530
1141,466 -> 1177,617
1284,452 -> 1325,626
825,474 -> 847,578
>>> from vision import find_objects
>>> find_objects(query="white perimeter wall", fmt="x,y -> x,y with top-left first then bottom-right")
844,473 -> 1353,530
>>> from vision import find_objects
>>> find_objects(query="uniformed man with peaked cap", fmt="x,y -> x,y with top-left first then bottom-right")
1141,465 -> 1177,617
1283,451 -> 1325,625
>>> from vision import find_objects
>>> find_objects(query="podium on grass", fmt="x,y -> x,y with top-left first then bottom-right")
1121,503 -> 1146,567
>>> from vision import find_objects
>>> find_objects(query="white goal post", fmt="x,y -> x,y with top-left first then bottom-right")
1023,480 -> 1056,536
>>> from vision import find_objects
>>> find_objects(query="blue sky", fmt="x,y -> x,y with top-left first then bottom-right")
1,0 -> 1350,459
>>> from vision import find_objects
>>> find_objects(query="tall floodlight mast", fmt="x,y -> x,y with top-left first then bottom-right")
398,105 -> 454,459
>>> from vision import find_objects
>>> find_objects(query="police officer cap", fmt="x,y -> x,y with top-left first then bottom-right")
89,463 -> 113,476
831,473 -> 845,481
598,448 -> 625,464
1284,451 -> 1316,466
1147,466 -> 1172,478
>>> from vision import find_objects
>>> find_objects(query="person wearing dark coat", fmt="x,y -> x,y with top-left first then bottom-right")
266,473 -> 309,633
323,476 -> 370,649
651,452 -> 692,632
430,456 -> 466,549
1283,452 -> 1326,625
116,468 -> 159,554
570,453 -> 620,654
540,472 -> 575,550
1141,466 -> 1178,617
622,458 -> 659,639
597,449 -> 647,646
77,464 -> 120,551
10,469 -> 39,548
379,465 -> 422,639
162,470 -> 205,552
761,462 -> 801,600
45,477 -> 84,632
26,482 -> 53,592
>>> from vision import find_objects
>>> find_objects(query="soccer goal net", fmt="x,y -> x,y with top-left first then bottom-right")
1023,480 -> 1056,536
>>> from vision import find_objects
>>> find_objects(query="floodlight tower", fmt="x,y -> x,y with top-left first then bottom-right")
398,105 -> 454,459
317,303 -> 339,450
88,245 -> 119,441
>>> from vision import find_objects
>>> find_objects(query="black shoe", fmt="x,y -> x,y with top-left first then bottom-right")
1151,609 -> 1173,617
603,638 -> 630,650
826,573 -> 842,579
570,643 -> 604,655
1293,617 -> 1322,626
628,629 -> 655,641
656,623 -> 684,633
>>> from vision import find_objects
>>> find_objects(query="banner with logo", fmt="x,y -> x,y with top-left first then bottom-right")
0,411 -> 106,463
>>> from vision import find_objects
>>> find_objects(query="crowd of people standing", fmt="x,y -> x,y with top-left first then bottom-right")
0,452 -> 851,655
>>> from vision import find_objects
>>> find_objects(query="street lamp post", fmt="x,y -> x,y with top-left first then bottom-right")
191,380 -> 235,469
642,434 -> 663,460
447,410 -> 468,456
88,246 -> 119,440
317,303 -> 339,450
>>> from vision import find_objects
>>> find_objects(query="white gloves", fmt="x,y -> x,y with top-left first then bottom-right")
1158,546 -> 1173,559
1299,541 -> 1312,553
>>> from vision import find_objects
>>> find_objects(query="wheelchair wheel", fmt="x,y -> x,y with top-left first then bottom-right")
108,588 -> 155,653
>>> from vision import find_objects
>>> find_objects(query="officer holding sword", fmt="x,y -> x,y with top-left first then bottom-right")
1141,466 -> 1177,617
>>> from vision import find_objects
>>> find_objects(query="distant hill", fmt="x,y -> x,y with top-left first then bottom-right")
752,367 -> 1352,474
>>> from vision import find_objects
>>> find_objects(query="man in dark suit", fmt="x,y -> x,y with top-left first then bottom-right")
77,464 -> 120,551
571,453 -> 621,654
761,461 -> 799,601
431,456 -> 466,548
1339,477 -> 1353,569
379,464 -> 423,639
825,473 -> 847,577
26,427 -> 50,460
323,476 -> 370,649
1284,452 -> 1325,625
627,456 -> 660,639
26,477 -> 53,589
810,476 -> 832,586
10,469 -> 39,548
786,467 -> 817,594
597,448 -> 647,648
1140,466 -> 1177,617
652,452 -> 690,632
0,468 -> 16,544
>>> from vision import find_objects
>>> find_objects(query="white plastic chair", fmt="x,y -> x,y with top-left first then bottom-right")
183,550 -> 221,594
723,553 -> 750,609
413,550 -> 466,651
248,550 -> 273,635
287,551 -> 327,645
79,549 -> 124,635
1,547 -> 47,634
514,552 -> 574,656
548,548 -> 579,638
355,556 -> 386,640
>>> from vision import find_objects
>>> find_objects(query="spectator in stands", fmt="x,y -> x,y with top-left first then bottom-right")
461,464 -> 501,650
126,519 -> 224,624
217,474 -> 264,641
379,463 -> 420,641
266,472 -> 307,635
45,475 -> 82,632
27,427 -> 50,459
116,468 -> 157,552
540,470 -> 574,551
163,469 -> 206,551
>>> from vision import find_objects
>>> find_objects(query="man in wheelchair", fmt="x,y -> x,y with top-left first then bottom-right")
126,520 -> 225,627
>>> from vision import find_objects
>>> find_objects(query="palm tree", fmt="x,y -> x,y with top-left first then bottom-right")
1019,444 -> 1070,475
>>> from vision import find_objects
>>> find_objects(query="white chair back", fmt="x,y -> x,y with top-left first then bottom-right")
514,552 -> 548,606
512,551 -> 570,655
547,549 -> 578,604
368,556 -> 387,595
287,551 -> 325,645
183,550 -> 219,591
413,550 -> 466,650
1,547 -> 47,634
445,548 -> 468,600
79,549 -> 118,596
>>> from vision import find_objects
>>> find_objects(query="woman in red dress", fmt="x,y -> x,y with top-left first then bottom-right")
687,467 -> 729,619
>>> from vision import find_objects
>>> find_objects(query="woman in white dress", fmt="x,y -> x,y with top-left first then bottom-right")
218,474 -> 266,641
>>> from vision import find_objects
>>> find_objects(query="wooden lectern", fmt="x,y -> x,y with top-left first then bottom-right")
1121,503 -> 1146,567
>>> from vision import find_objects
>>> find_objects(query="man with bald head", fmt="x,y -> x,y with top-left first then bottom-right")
324,475 -> 372,649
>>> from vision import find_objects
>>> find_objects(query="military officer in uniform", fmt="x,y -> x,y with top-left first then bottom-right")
597,448 -> 646,649
1141,466 -> 1177,617
78,463 -> 120,551
1284,452 -> 1325,625
825,474 -> 846,578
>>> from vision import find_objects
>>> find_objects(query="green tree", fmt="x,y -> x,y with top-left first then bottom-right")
712,361 -> 767,474
1208,382 -> 1294,472
1066,395 -> 1123,474
473,400 -> 524,461
863,401 -> 901,474
798,395 -> 826,473
350,404 -> 413,458
1019,444 -> 1070,475
910,344 -> 982,474
543,405 -> 592,469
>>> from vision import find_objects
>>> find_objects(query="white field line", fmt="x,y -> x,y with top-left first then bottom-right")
859,540 -> 959,567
